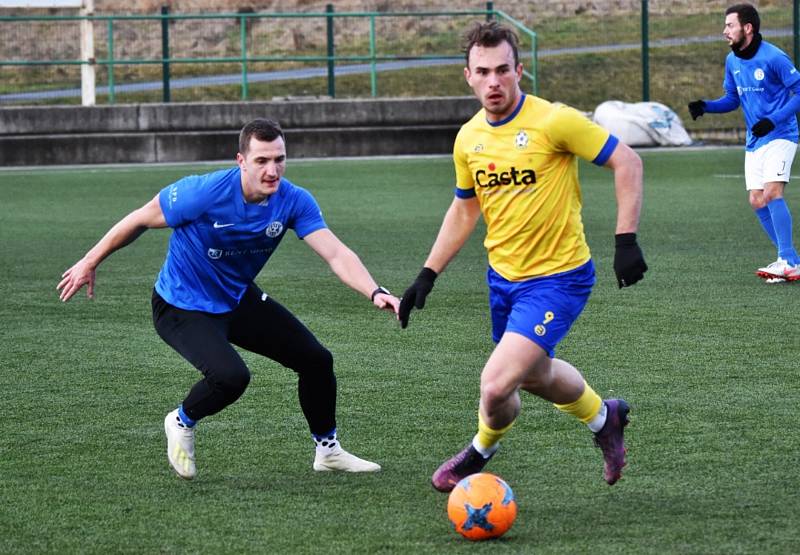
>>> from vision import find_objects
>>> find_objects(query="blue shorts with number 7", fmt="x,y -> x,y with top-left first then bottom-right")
487,260 -> 596,357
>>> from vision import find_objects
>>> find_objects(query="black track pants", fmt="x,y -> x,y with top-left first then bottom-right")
152,285 -> 336,435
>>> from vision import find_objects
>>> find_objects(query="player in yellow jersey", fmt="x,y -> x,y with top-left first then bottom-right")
398,21 -> 648,492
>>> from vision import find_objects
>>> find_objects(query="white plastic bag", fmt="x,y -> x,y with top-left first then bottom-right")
592,100 -> 692,146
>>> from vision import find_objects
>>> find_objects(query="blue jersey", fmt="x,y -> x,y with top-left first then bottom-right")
708,40 -> 800,151
155,167 -> 326,313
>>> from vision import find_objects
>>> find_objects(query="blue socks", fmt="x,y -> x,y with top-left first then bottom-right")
755,206 -> 778,248
766,198 -> 799,265
178,405 -> 197,428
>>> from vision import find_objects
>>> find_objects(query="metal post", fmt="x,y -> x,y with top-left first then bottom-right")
531,33 -> 538,95
794,0 -> 799,66
326,4 -> 335,98
107,18 -> 114,104
486,1 -> 494,21
240,15 -> 249,100
369,15 -> 377,97
161,5 -> 170,103
641,0 -> 649,101
79,0 -> 96,106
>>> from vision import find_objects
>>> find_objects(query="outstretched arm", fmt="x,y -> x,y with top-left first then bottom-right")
689,63 -> 741,120
57,194 -> 167,302
303,228 -> 400,313
398,196 -> 481,327
421,196 -> 482,274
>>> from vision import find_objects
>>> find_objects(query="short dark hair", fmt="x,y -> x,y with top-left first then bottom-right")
239,118 -> 284,155
726,3 -> 760,34
463,21 -> 520,68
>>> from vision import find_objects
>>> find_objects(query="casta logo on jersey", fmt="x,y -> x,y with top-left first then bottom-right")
475,162 -> 536,187
207,248 -> 223,259
754,68 -> 765,81
265,221 -> 284,238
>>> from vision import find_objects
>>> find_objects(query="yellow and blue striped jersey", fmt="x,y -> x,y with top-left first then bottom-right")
454,94 -> 618,281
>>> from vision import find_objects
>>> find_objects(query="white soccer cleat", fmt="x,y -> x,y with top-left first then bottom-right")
313,448 -> 381,472
164,409 -> 196,479
764,276 -> 787,284
757,258 -> 789,279
784,262 -> 800,282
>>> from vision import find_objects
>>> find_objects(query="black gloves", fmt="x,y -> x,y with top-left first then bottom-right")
688,100 -> 706,121
751,118 -> 775,137
398,267 -> 437,328
614,233 -> 648,288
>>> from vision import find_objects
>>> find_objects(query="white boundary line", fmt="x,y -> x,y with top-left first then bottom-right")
0,145 -> 745,173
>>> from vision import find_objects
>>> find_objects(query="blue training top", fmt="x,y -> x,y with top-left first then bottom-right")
155,167 -> 326,313
705,39 -> 800,151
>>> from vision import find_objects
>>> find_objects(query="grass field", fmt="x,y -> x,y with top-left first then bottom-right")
1,149 -> 799,553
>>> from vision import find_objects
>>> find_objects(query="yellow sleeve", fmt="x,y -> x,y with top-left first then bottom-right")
453,127 -> 476,194
546,105 -> 618,165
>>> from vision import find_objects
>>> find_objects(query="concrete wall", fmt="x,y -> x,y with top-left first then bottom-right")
0,97 -> 481,165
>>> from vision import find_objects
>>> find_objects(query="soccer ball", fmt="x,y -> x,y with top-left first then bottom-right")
447,472 -> 517,541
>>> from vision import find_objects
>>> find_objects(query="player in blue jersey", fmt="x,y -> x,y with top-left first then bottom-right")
398,22 -> 646,492
57,118 -> 399,479
688,3 -> 800,283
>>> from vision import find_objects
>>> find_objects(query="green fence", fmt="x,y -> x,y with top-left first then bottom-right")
3,1 -> 800,118
0,4 -> 537,105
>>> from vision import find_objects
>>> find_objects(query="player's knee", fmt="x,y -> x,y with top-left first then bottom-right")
763,187 -> 785,204
217,365 -> 251,396
295,343 -> 334,375
749,191 -> 766,209
480,379 -> 514,409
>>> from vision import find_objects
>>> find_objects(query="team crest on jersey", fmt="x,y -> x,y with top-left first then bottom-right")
207,248 -> 222,259
514,130 -> 529,149
265,221 -> 284,238
473,143 -> 484,153
754,68 -> 765,81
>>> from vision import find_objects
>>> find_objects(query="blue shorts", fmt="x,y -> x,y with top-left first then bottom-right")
487,260 -> 595,357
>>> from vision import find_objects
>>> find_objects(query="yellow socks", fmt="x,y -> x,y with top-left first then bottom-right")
553,381 -> 604,428
471,382 -> 605,458
473,412 -> 515,457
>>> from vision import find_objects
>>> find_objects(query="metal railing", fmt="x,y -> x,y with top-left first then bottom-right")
0,4 -> 538,105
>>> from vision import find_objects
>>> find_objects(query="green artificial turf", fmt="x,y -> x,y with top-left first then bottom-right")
1,149 -> 798,553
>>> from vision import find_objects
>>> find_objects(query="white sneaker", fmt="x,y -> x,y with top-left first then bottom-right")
164,409 -> 196,479
313,447 -> 381,472
757,258 -> 789,279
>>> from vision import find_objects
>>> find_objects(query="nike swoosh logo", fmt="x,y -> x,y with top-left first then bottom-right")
213,222 -> 235,229
733,70 -> 740,74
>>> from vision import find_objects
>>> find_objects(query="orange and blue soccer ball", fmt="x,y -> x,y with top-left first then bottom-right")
447,472 -> 517,541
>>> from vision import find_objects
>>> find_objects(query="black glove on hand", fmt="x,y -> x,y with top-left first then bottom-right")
398,267 -> 437,329
751,118 -> 775,137
614,233 -> 648,288
688,100 -> 706,121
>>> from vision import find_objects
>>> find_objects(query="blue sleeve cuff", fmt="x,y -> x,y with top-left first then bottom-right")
592,134 -> 619,166
296,223 -> 327,240
454,187 -> 476,199
158,186 -> 178,228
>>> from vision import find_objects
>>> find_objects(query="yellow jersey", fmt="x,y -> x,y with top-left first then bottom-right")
454,94 -> 618,281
